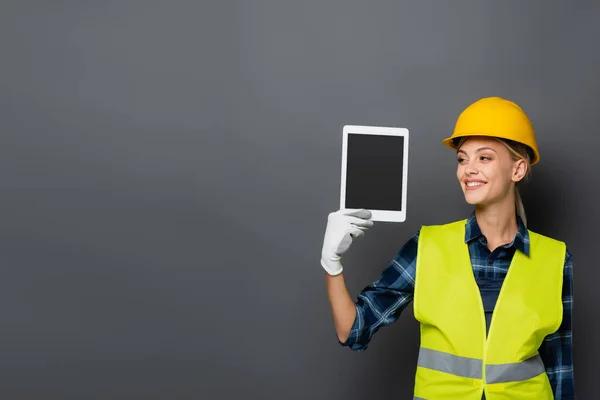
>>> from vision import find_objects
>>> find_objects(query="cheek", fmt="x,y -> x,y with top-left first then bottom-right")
456,165 -> 463,180
482,166 -> 509,191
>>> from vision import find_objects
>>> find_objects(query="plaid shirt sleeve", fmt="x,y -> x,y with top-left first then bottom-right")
339,230 -> 419,351
539,249 -> 576,400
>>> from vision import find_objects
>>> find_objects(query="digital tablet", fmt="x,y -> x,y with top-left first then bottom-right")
340,125 -> 409,222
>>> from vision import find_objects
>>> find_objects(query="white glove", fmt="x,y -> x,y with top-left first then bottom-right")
320,209 -> 374,276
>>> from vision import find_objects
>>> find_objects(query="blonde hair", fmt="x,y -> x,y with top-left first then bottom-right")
455,137 -> 533,226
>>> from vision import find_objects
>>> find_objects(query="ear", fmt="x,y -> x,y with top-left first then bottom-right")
512,159 -> 528,183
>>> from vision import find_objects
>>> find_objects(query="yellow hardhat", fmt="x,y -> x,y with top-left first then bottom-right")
442,96 -> 540,165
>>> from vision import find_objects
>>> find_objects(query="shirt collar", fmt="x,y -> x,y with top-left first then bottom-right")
464,211 -> 530,256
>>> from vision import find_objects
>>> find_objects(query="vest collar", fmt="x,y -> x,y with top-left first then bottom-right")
464,212 -> 530,256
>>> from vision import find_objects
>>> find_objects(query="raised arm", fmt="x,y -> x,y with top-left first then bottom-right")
320,208 -> 419,350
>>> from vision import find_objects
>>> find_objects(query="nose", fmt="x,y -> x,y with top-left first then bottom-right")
465,161 -> 478,175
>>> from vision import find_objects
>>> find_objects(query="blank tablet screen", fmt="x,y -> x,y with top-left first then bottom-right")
345,133 -> 405,211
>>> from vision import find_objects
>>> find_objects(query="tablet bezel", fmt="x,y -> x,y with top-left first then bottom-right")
340,125 -> 409,222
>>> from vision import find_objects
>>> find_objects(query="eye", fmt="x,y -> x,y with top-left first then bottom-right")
457,157 -> 466,164
480,155 -> 491,161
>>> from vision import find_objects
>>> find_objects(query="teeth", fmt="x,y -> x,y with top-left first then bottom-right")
466,182 -> 484,187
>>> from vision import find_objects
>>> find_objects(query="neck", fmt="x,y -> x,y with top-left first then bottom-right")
474,200 -> 519,247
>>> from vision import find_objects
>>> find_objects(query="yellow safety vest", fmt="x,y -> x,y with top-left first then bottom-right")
412,219 -> 565,400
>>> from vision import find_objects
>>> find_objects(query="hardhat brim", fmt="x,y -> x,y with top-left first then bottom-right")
442,133 -> 539,165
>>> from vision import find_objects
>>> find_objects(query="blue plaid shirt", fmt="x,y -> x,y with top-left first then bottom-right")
340,213 -> 575,399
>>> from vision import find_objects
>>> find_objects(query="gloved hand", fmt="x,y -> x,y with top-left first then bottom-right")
320,209 -> 374,276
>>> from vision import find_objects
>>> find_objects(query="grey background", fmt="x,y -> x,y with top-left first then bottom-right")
0,1 -> 597,399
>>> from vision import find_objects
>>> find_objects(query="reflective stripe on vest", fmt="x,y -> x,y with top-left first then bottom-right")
417,347 -> 546,383
486,354 -> 546,383
417,347 -> 481,379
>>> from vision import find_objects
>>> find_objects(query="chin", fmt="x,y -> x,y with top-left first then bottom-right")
464,198 -> 481,205
463,192 -> 487,205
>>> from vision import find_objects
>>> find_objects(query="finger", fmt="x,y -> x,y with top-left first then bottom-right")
342,209 -> 372,219
346,216 -> 374,228
336,233 -> 353,254
335,228 -> 365,254
348,227 -> 365,238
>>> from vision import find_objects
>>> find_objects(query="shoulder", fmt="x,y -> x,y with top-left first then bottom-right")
527,228 -> 569,252
527,228 -> 565,244
420,218 -> 467,229
411,219 -> 465,239
418,218 -> 468,237
527,229 -> 573,267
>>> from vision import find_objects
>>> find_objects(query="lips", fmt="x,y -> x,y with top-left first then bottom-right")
465,180 -> 487,190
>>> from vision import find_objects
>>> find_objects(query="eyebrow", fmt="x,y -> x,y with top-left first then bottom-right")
457,146 -> 497,155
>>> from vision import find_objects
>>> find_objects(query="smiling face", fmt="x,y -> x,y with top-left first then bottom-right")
456,136 -> 528,206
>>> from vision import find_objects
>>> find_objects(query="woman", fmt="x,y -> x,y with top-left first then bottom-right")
320,97 -> 575,399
